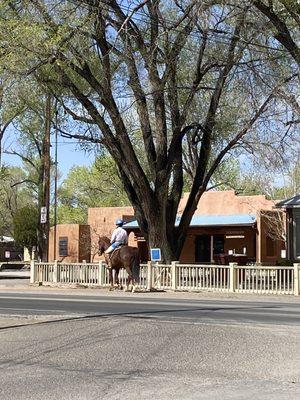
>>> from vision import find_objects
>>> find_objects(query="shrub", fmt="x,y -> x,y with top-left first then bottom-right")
13,206 -> 39,251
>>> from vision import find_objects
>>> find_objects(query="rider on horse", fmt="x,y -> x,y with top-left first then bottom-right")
105,219 -> 128,258
98,222 -> 139,291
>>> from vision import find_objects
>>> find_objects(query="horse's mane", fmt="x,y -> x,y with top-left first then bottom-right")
98,236 -> 110,245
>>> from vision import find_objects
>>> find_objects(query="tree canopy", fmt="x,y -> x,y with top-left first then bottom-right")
0,166 -> 34,237
57,155 -> 130,224
1,1 -> 299,260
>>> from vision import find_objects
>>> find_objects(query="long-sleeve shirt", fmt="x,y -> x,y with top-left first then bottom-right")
111,227 -> 128,245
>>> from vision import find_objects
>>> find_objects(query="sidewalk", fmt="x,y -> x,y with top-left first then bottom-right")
0,270 -> 30,278
0,274 -> 300,304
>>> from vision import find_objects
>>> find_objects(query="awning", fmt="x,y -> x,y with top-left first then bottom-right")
124,214 -> 256,229
276,194 -> 300,208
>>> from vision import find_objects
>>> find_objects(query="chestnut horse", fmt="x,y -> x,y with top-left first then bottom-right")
98,236 -> 140,292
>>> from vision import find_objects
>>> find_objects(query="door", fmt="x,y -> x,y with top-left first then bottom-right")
195,235 -> 210,263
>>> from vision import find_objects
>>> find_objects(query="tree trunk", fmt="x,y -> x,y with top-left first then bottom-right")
142,195 -> 177,263
147,221 -> 176,264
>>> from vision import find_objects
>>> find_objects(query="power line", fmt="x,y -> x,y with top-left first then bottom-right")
68,0 -> 287,54
92,1 -> 287,52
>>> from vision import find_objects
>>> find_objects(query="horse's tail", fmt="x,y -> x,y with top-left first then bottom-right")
132,250 -> 140,282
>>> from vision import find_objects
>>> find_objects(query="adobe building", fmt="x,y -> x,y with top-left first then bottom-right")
48,224 -> 91,263
48,190 -> 285,265
125,190 -> 285,265
48,207 -> 136,263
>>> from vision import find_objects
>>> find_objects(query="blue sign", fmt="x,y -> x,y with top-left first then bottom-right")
150,248 -> 161,262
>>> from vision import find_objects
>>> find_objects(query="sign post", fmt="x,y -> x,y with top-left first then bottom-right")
40,207 -> 47,224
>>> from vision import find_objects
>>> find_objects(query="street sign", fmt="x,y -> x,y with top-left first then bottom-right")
150,248 -> 161,262
40,206 -> 47,224
5,251 -> 10,259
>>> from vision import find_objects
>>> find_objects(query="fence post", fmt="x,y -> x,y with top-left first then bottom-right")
98,260 -> 104,286
30,260 -> 35,284
147,261 -> 153,291
293,263 -> 300,296
171,261 -> 178,291
53,260 -> 58,284
229,262 -> 237,292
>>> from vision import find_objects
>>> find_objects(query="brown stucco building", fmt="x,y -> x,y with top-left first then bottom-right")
48,224 -> 91,263
125,190 -> 285,265
48,190 -> 285,265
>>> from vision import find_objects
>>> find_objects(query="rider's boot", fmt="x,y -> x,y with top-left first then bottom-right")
107,254 -> 112,269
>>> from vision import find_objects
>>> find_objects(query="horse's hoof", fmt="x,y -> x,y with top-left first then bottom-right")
109,287 -> 115,291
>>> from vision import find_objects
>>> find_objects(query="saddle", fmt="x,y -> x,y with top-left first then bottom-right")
110,247 -> 120,258
107,245 -> 125,266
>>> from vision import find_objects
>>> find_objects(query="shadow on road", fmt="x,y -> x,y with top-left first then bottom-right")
0,303 -> 282,331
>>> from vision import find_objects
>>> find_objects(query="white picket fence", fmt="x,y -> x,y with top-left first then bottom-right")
30,261 -> 300,296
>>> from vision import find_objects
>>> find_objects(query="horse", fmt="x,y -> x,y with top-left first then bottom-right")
98,236 -> 140,292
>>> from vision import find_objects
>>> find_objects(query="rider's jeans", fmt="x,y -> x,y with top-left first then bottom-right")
105,242 -> 122,254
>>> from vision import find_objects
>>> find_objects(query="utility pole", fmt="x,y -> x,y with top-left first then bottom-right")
53,104 -> 58,260
38,94 -> 51,262
0,134 -> 2,170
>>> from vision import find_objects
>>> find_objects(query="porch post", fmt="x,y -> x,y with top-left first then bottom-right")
229,262 -> 237,292
210,235 -> 214,263
30,260 -> 36,284
171,261 -> 178,291
98,260 -> 104,286
293,263 -> 300,296
147,261 -> 153,291
53,260 -> 58,283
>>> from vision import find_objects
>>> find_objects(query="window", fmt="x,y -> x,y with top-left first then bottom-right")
59,237 -> 68,257
213,235 -> 224,254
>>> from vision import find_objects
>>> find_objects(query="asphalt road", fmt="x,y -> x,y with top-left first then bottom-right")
0,291 -> 300,399
0,292 -> 300,326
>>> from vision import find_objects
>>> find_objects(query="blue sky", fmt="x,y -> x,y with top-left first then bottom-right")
2,129 -> 96,180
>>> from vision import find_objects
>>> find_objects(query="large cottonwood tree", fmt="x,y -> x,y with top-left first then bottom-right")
252,0 -> 300,68
2,1 -> 298,261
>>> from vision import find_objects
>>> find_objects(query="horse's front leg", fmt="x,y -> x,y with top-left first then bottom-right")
131,274 -> 137,293
115,270 -> 123,290
124,271 -> 136,292
123,274 -> 130,292
108,268 -> 115,291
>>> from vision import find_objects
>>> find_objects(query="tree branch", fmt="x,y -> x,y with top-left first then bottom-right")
253,0 -> 300,67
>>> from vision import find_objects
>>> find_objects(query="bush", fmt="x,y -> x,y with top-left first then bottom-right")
13,206 -> 39,251
276,259 -> 295,266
